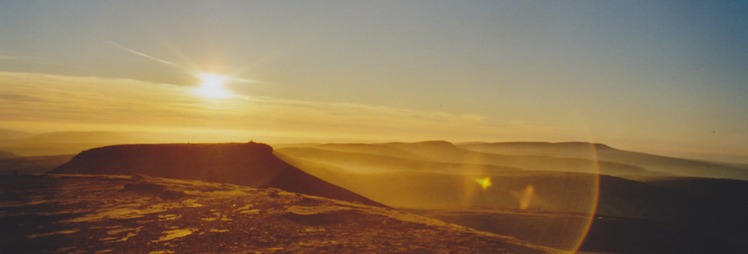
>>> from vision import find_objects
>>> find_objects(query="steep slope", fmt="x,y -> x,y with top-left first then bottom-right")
0,174 -> 555,253
50,142 -> 383,207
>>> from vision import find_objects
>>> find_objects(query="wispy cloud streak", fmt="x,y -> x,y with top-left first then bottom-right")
0,53 -> 41,61
106,41 -> 187,71
105,41 -> 260,85
0,72 -> 515,142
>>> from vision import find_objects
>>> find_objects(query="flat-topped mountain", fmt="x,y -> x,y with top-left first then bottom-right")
51,142 -> 383,207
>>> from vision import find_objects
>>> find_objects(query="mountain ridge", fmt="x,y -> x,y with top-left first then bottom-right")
459,141 -> 748,180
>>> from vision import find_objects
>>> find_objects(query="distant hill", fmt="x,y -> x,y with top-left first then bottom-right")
0,150 -> 15,159
279,141 -> 659,179
51,142 -> 384,207
0,131 -> 161,156
0,130 -> 237,156
17,131 -> 159,144
459,142 -> 748,180
0,155 -> 73,175
0,129 -> 33,140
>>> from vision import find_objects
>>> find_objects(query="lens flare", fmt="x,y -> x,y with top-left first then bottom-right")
519,185 -> 535,211
475,177 -> 492,190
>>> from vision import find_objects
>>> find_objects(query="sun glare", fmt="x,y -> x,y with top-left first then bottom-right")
195,72 -> 232,99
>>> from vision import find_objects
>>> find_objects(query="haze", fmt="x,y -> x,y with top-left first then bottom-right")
1,1 -> 747,158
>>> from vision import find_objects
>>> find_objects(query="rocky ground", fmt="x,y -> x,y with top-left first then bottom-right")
0,174 -> 555,253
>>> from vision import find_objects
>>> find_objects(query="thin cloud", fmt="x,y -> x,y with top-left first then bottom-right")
0,72 -> 507,142
0,53 -> 41,61
106,41 -> 261,86
106,40 -> 187,70
227,76 -> 259,84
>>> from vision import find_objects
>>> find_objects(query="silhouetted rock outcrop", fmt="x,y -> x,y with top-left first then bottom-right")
51,142 -> 384,207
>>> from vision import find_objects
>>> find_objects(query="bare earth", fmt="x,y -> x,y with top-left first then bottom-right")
0,174 -> 555,254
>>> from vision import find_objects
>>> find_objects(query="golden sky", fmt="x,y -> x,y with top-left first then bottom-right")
0,72 -> 554,143
1,1 -> 747,157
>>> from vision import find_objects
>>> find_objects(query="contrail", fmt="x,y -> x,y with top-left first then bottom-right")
106,40 -> 188,71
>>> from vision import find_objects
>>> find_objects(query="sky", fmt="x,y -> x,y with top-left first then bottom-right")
1,0 -> 747,157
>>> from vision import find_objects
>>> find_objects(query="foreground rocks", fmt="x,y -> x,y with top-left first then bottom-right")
0,174 -> 555,253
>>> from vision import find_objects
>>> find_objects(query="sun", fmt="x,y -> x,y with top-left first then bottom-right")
195,72 -> 232,99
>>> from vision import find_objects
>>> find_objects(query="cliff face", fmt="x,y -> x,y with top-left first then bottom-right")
51,142 -> 384,207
